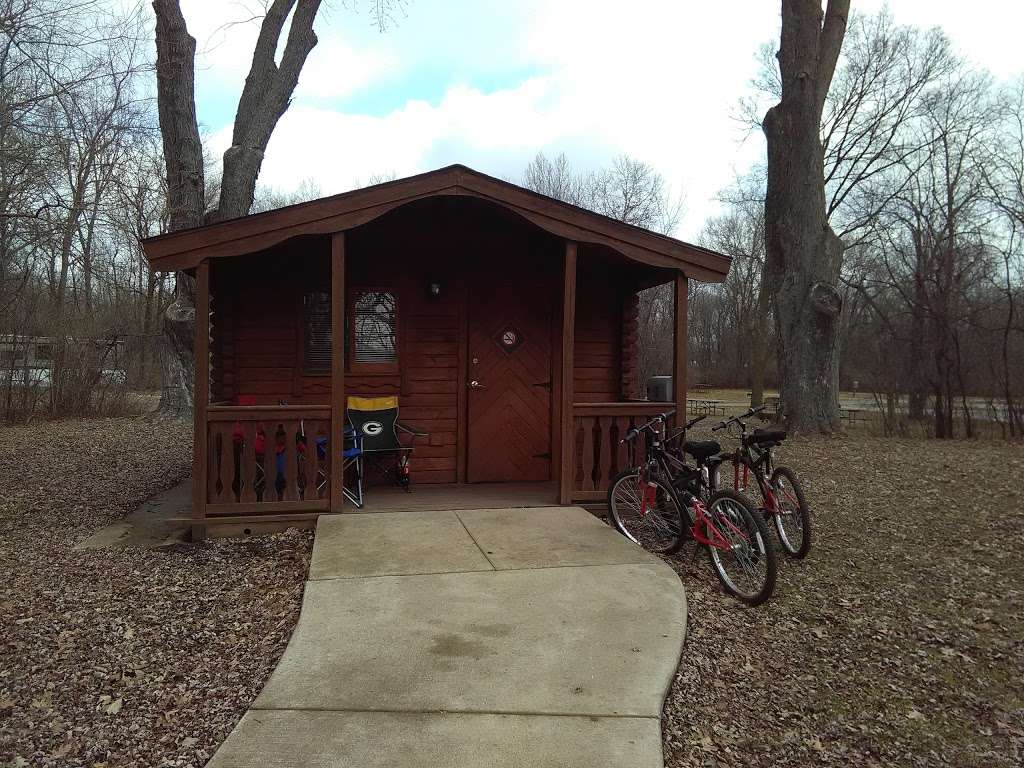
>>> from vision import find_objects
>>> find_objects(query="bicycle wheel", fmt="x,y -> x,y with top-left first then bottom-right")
704,490 -> 777,606
607,468 -> 687,554
771,466 -> 811,558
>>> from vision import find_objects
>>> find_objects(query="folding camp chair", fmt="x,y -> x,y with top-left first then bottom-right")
315,426 -> 361,504
313,396 -> 426,508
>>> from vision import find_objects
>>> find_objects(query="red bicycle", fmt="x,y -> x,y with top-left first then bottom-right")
712,406 -> 812,559
607,412 -> 777,606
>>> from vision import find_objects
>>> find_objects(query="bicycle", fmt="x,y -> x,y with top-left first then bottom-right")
607,411 -> 777,606
711,406 -> 812,559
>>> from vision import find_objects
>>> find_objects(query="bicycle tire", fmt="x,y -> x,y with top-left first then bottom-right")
704,489 -> 777,606
607,468 -> 687,554
771,466 -> 812,559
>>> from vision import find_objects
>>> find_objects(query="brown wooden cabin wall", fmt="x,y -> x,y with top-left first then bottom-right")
572,265 -> 626,403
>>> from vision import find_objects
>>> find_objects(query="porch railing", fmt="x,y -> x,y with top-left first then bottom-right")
571,402 -> 675,501
205,405 -> 332,514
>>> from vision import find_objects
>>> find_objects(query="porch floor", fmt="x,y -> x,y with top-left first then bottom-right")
354,481 -> 559,513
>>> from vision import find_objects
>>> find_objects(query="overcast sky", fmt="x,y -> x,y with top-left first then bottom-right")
177,0 -> 1024,239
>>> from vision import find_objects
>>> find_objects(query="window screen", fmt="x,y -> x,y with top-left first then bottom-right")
303,291 -> 331,374
353,290 -> 397,365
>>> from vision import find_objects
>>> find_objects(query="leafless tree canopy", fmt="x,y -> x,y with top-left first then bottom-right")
0,0 -> 406,422
523,152 -> 682,234
701,9 -> 1024,438
0,0 -> 165,421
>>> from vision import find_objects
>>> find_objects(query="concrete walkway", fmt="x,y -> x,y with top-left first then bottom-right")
207,506 -> 687,767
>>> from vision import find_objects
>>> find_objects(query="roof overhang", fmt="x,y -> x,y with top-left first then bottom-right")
142,164 -> 732,282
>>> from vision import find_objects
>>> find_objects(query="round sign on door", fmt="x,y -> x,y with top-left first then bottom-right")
496,326 -> 523,353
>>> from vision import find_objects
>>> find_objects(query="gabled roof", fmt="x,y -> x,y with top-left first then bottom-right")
142,164 -> 731,282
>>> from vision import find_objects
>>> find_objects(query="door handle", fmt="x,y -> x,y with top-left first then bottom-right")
468,380 -> 486,389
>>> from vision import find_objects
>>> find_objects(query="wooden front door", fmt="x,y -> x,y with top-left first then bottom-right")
467,279 -> 553,482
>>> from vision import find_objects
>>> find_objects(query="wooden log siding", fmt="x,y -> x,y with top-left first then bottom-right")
571,402 -> 673,501
205,405 -> 331,514
620,290 -> 641,399
573,272 -> 623,402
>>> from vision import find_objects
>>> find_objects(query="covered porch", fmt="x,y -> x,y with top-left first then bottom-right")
142,166 -> 730,538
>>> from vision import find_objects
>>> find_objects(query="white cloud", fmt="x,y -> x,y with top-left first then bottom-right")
295,43 -> 399,101
195,0 -> 1024,240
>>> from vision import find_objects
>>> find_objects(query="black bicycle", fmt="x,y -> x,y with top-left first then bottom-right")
712,406 -> 812,559
607,411 -> 777,606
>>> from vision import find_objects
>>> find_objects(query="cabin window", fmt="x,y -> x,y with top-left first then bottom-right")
302,289 -> 399,374
351,289 -> 398,370
303,291 -> 332,374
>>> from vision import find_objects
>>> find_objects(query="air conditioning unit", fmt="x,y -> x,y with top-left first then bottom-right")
646,375 -> 672,402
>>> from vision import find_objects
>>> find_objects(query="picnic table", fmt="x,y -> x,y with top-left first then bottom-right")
840,406 -> 867,423
687,397 -> 725,416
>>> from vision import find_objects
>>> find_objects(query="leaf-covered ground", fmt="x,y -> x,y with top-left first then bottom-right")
2,419 -> 1021,766
661,434 -> 1024,767
0,417 -> 312,767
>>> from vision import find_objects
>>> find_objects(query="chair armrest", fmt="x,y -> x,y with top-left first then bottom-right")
397,422 -> 428,437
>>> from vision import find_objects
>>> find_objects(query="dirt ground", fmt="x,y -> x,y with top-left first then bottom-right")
661,431 -> 1024,767
0,417 -> 312,768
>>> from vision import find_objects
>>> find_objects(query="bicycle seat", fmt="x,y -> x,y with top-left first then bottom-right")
745,428 -> 787,446
683,440 -> 722,461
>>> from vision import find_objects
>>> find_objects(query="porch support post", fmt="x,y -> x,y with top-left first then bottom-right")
559,241 -> 577,504
673,271 -> 688,424
330,232 -> 346,512
191,259 -> 210,540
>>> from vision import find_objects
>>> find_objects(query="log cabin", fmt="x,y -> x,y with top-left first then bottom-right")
142,165 -> 732,538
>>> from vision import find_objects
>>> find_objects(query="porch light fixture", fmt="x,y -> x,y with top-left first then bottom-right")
427,280 -> 442,298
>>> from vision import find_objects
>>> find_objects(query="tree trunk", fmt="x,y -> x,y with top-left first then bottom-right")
762,0 -> 849,433
152,0 -> 206,417
152,0 -> 322,417
749,269 -> 771,408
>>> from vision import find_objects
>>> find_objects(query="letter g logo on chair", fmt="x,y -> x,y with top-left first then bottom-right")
361,421 -> 384,436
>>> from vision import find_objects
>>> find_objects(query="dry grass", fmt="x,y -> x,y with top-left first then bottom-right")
0,417 -> 312,768
661,432 -> 1024,767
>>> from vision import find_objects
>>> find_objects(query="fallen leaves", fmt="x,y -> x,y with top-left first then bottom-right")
659,432 -> 1024,768
0,417 -> 313,768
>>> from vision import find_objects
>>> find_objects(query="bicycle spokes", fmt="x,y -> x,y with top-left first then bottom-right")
706,496 -> 771,602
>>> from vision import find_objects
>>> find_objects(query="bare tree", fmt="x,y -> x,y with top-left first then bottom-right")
522,153 -> 583,204
698,170 -> 770,403
762,0 -> 850,433
983,77 -> 1024,435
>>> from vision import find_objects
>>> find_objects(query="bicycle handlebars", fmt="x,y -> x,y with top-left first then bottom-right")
619,409 -> 677,443
711,404 -> 766,432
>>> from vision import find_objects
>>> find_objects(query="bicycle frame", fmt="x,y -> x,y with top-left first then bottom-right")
728,442 -> 778,514
713,408 -> 802,517
624,415 -> 748,553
